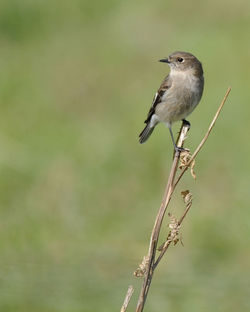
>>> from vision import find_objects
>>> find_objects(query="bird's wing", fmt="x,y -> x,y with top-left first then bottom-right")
144,75 -> 172,123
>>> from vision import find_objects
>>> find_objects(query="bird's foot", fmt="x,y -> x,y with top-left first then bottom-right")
174,145 -> 188,153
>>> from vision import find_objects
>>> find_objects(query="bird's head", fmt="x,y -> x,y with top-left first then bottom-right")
159,51 -> 203,76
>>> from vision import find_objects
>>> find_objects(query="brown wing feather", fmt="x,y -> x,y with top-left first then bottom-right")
144,75 -> 172,123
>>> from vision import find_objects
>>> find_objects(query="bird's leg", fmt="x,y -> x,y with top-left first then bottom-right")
168,126 -> 185,153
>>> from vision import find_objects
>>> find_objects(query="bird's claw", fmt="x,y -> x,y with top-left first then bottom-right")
174,146 -> 187,153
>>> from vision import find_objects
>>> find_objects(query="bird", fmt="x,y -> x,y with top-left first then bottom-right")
139,51 -> 204,151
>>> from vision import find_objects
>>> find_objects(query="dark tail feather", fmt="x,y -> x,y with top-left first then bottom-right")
139,123 -> 155,144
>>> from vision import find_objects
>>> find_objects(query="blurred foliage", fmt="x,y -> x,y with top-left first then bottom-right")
0,0 -> 249,311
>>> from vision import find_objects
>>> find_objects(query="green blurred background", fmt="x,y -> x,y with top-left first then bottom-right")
0,0 -> 249,311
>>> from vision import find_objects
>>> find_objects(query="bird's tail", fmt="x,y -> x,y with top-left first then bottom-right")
139,123 -> 155,144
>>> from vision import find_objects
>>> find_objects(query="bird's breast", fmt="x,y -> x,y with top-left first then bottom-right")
156,71 -> 204,123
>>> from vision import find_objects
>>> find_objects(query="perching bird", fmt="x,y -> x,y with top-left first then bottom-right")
139,51 -> 204,151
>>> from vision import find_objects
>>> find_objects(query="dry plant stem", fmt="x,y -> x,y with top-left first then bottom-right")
120,87 -> 231,312
136,123 -> 190,312
154,199 -> 193,268
174,86 -> 231,188
135,87 -> 231,312
121,285 -> 134,312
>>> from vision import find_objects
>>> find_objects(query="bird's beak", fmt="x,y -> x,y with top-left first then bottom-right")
159,58 -> 170,63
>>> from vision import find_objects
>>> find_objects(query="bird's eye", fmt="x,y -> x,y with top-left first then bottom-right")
177,57 -> 184,63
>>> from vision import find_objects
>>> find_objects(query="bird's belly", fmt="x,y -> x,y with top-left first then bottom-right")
155,79 -> 202,123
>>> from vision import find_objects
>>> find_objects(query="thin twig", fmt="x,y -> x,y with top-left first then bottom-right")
121,285 -> 134,312
136,123 -> 190,312
154,192 -> 193,268
174,87 -> 231,188
135,87 -> 231,312
121,87 -> 231,312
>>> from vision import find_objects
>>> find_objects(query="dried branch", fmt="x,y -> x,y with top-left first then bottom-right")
174,87 -> 231,187
135,87 -> 231,312
121,285 -> 134,312
136,123 -> 190,312
120,87 -> 231,312
154,190 -> 193,268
